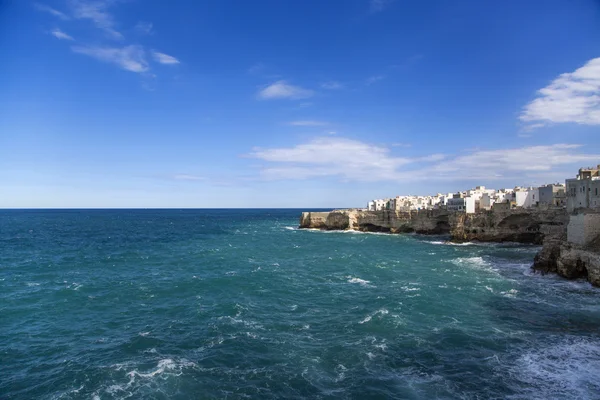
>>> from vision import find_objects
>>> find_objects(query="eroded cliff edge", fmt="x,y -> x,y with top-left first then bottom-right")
533,211 -> 600,286
300,208 -> 566,244
300,209 -> 450,234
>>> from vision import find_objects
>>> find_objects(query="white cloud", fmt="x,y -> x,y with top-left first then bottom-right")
520,57 -> 600,128
366,75 -> 385,85
289,120 -> 330,127
34,3 -> 70,20
134,21 -> 153,35
248,138 -> 599,183
442,144 -> 597,173
249,137 -> 413,181
71,45 -> 148,73
321,81 -> 344,90
69,0 -> 123,40
151,51 -> 180,65
370,0 -> 393,13
51,29 -> 74,41
257,81 -> 314,100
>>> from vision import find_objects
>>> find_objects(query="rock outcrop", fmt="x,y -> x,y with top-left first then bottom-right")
300,208 -> 567,244
300,209 -> 450,234
534,230 -> 600,287
449,208 -> 568,244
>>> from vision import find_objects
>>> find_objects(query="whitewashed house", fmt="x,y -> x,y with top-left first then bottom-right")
566,165 -> 600,212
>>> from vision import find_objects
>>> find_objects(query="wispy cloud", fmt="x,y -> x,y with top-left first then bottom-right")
366,75 -> 385,85
321,81 -> 344,90
370,0 -> 393,13
71,45 -> 148,73
249,137 -> 413,181
249,138 -> 599,183
520,57 -> 600,129
34,3 -> 70,20
289,120 -> 330,127
173,174 -> 204,181
134,21 -> 153,35
257,81 -> 314,100
50,29 -> 74,41
69,0 -> 123,40
151,51 -> 180,65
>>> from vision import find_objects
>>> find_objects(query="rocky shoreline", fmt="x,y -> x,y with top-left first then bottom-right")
299,208 -> 600,287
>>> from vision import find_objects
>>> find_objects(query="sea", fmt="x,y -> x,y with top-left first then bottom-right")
1,209 -> 600,399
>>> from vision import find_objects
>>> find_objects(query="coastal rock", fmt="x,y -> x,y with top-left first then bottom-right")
450,209 -> 568,244
300,209 -> 450,234
300,208 -> 567,244
533,234 -> 600,287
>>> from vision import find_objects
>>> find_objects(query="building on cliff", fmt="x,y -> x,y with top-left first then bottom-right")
538,184 -> 566,207
514,187 -> 539,208
447,193 -> 476,213
566,165 -> 600,212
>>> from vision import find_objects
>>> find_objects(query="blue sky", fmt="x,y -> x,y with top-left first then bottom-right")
1,0 -> 599,208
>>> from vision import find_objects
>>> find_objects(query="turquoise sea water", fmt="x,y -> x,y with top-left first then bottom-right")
1,209 -> 600,399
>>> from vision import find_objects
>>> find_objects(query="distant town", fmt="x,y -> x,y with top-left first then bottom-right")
367,164 -> 600,214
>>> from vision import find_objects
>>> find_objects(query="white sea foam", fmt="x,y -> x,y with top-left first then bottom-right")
400,286 -> 420,292
427,240 -> 476,246
346,276 -> 372,286
284,226 -> 296,230
127,358 -> 197,381
501,289 -> 518,298
450,257 -> 499,275
359,308 -> 389,324
508,337 -> 600,399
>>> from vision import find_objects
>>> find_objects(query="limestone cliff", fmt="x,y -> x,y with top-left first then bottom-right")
449,208 -> 568,244
534,231 -> 600,287
300,209 -> 450,234
300,208 -> 566,244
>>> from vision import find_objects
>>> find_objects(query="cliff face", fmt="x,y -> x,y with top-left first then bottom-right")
533,225 -> 600,287
450,209 -> 568,244
300,208 -> 566,244
300,209 -> 450,234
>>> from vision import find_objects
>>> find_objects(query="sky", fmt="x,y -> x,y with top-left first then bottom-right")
1,0 -> 600,208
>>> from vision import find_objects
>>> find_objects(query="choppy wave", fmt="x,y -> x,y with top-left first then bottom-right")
3,209 -> 599,399
507,337 -> 600,399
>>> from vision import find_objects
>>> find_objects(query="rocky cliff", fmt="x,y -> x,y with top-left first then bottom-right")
300,209 -> 450,234
300,208 -> 567,244
449,208 -> 568,244
533,225 -> 600,287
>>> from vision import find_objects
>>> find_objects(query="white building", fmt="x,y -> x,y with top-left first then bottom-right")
513,187 -> 539,208
367,199 -> 389,211
446,194 -> 476,213
480,193 -> 495,211
566,165 -> 600,212
538,184 -> 566,207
